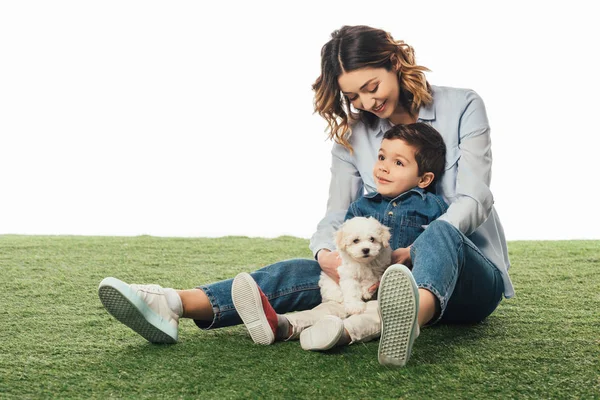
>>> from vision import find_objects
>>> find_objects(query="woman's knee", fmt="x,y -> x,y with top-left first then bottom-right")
412,220 -> 464,262
423,220 -> 462,242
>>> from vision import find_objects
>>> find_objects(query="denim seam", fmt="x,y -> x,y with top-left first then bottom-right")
195,285 -> 221,330
462,239 -> 502,273
267,283 -> 321,301
439,240 -> 462,306
411,245 -> 446,324
417,283 -> 446,325
411,224 -> 464,324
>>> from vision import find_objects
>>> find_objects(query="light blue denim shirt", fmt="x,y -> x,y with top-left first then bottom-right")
309,85 -> 514,298
346,187 -> 448,250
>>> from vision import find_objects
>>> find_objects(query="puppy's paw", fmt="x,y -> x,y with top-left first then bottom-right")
361,282 -> 380,301
344,301 -> 366,315
330,292 -> 345,304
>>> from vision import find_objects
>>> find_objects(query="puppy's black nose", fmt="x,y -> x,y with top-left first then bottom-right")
362,248 -> 370,255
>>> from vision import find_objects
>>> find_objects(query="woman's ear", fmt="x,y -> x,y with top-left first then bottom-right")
379,225 -> 391,248
417,172 -> 435,189
390,54 -> 401,72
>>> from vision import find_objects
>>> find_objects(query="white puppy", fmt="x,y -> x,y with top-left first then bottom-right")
319,217 -> 392,315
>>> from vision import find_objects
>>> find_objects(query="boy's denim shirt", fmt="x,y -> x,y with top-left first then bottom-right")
344,187 -> 448,250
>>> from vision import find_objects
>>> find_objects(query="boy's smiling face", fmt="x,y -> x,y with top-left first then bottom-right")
373,138 -> 433,198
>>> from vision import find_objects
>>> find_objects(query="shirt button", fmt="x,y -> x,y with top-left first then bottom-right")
392,202 -> 397,207
388,211 -> 393,216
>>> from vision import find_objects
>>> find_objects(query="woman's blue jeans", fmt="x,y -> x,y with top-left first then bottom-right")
194,220 -> 504,329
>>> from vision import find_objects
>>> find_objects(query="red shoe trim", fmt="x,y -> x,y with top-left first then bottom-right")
258,288 -> 278,336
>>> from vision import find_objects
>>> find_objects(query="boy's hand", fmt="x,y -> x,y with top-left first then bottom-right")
391,246 -> 413,269
317,249 -> 342,283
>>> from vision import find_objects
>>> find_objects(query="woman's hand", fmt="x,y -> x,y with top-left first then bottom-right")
317,249 -> 342,283
391,246 -> 413,269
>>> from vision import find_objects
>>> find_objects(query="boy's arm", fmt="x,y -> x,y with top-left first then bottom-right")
391,193 -> 447,268
428,194 -> 449,223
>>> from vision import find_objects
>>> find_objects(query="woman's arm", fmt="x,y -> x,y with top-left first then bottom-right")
309,143 -> 364,257
310,143 -> 364,282
437,90 -> 494,236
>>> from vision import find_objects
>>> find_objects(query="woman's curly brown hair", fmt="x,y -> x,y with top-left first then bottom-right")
313,25 -> 432,153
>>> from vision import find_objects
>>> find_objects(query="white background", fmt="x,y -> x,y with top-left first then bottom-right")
1,1 -> 599,240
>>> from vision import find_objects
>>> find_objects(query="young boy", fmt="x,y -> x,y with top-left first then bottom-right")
232,122 -> 448,350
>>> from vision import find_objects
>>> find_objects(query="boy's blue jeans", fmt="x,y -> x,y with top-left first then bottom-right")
195,220 -> 504,330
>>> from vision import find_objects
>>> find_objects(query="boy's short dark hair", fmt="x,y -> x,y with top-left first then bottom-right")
383,122 -> 446,192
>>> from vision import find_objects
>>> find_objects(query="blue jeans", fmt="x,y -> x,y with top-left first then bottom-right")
195,220 -> 504,329
411,220 -> 504,324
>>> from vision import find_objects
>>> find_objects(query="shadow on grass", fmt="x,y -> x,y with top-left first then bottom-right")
92,313 -> 503,383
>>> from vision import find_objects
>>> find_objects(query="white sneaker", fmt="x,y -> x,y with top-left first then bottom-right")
231,272 -> 276,345
98,277 -> 179,344
300,315 -> 345,351
377,264 -> 420,367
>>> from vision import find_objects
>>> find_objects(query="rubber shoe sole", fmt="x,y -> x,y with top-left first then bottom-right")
98,277 -> 178,344
377,264 -> 419,367
231,273 -> 275,345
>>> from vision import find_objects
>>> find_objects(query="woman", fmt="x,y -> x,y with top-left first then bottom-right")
98,25 -> 513,367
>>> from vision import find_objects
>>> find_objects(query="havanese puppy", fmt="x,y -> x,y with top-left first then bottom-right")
319,216 -> 392,315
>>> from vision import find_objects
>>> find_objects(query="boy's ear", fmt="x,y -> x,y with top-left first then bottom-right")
379,225 -> 391,248
417,172 -> 435,189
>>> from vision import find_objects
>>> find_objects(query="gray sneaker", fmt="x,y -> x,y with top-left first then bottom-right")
98,277 -> 179,343
377,264 -> 420,367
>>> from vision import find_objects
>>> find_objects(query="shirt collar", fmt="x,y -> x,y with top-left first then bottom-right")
374,98 -> 436,137
417,99 -> 436,122
364,186 -> 427,201
375,119 -> 392,137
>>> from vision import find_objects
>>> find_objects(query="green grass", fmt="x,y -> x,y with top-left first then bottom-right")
1,236 -> 599,399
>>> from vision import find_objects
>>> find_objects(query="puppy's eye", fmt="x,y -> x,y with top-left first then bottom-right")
370,237 -> 375,242
353,238 -> 359,244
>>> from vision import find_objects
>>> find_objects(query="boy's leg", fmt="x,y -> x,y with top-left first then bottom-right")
377,265 -> 420,367
341,300 -> 381,343
299,300 -> 381,351
285,301 -> 347,339
378,220 -> 505,367
409,220 -> 504,326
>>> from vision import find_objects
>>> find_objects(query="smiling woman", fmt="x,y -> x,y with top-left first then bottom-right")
313,27 -> 431,152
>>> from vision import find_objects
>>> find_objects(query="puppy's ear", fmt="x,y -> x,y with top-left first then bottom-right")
335,226 -> 345,251
379,225 -> 391,248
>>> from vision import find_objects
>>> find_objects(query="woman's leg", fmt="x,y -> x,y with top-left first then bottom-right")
99,258 -> 323,343
194,258 -> 323,330
177,289 -> 214,320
